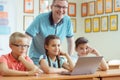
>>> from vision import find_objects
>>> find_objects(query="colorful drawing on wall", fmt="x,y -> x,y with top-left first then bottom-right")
81,3 -> 87,17
93,17 -> 100,32
24,0 -> 34,13
0,11 -> 10,34
110,15 -> 118,31
39,0 -> 50,13
85,18 -> 91,33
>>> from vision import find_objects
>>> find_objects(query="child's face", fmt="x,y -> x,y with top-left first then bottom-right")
10,38 -> 29,57
45,39 -> 60,56
76,43 -> 89,56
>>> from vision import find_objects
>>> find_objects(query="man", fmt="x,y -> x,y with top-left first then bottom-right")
25,0 -> 74,65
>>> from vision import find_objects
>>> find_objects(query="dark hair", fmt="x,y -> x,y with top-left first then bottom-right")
44,35 -> 61,68
75,37 -> 88,48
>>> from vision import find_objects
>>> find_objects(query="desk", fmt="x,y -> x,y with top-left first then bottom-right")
109,64 -> 120,69
98,69 -> 120,80
0,73 -> 100,80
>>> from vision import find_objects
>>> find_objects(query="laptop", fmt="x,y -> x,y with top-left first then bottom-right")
62,56 -> 103,75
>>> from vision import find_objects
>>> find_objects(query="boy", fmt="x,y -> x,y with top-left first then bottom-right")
0,32 -> 42,76
75,37 -> 109,71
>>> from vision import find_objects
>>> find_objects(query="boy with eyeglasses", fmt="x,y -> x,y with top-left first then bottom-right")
0,32 -> 43,76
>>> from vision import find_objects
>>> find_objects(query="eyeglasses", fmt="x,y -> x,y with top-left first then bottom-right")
53,5 -> 68,10
12,44 -> 29,48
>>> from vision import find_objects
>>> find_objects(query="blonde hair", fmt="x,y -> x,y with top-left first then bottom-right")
9,32 -> 29,44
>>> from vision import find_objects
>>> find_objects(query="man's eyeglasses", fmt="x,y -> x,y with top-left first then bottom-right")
12,44 -> 29,48
53,5 -> 68,10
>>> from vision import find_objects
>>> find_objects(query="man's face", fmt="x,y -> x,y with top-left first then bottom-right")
51,0 -> 68,20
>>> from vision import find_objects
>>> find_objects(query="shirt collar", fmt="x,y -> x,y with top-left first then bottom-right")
49,12 -> 64,26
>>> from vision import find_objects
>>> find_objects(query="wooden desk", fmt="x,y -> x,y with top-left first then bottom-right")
98,69 -> 120,80
0,73 -> 100,80
109,64 -> 120,69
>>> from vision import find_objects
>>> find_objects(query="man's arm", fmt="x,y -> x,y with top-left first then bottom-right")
67,37 -> 75,56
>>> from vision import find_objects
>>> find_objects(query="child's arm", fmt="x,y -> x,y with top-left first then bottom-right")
18,55 -> 38,71
0,62 -> 40,76
60,52 -> 74,71
89,48 -> 109,71
18,55 -> 43,73
39,59 -> 68,74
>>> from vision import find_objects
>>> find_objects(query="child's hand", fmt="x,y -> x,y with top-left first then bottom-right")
18,53 -> 27,61
59,51 -> 67,56
87,46 -> 99,56
26,67 -> 43,76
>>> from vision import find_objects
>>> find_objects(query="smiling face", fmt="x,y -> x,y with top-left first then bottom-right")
45,39 -> 60,56
51,0 -> 68,22
75,43 -> 89,56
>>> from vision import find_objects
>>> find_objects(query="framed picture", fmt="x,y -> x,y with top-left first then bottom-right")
24,0 -> 34,13
110,15 -> 118,31
85,18 -> 91,33
96,0 -> 104,15
114,0 -> 120,12
88,1 -> 95,16
81,3 -> 88,17
93,17 -> 100,32
68,3 -> 76,17
105,0 -> 113,13
23,16 -> 34,30
71,18 -> 76,33
39,0 -> 50,13
101,16 -> 108,31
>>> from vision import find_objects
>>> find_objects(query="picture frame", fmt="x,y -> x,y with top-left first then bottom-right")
24,0 -> 34,13
88,1 -> 95,16
114,0 -> 120,12
68,3 -> 76,17
110,15 -> 118,31
96,0 -> 104,15
39,0 -> 50,13
23,15 -> 34,30
81,3 -> 88,17
105,0 -> 113,13
71,18 -> 76,33
85,18 -> 91,33
101,16 -> 108,31
93,17 -> 100,32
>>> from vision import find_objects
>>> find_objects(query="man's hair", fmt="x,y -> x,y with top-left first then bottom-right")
75,37 -> 88,48
52,0 -> 68,5
9,32 -> 28,44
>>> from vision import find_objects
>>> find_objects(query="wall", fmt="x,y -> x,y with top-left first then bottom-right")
3,0 -> 120,61
71,0 -> 120,61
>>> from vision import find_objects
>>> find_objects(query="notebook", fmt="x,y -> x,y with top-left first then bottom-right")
61,56 -> 103,75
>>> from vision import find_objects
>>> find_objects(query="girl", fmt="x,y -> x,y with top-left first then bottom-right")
75,37 -> 109,71
39,35 -> 74,74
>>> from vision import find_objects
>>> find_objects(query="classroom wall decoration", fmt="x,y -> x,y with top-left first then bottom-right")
82,0 -> 119,33
0,1 -> 10,34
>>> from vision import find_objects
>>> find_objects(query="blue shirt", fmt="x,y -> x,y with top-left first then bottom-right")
39,55 -> 65,68
25,12 -> 73,65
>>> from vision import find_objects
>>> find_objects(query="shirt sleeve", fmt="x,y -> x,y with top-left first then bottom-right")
39,55 -> 46,62
25,15 -> 41,37
0,55 -> 7,63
